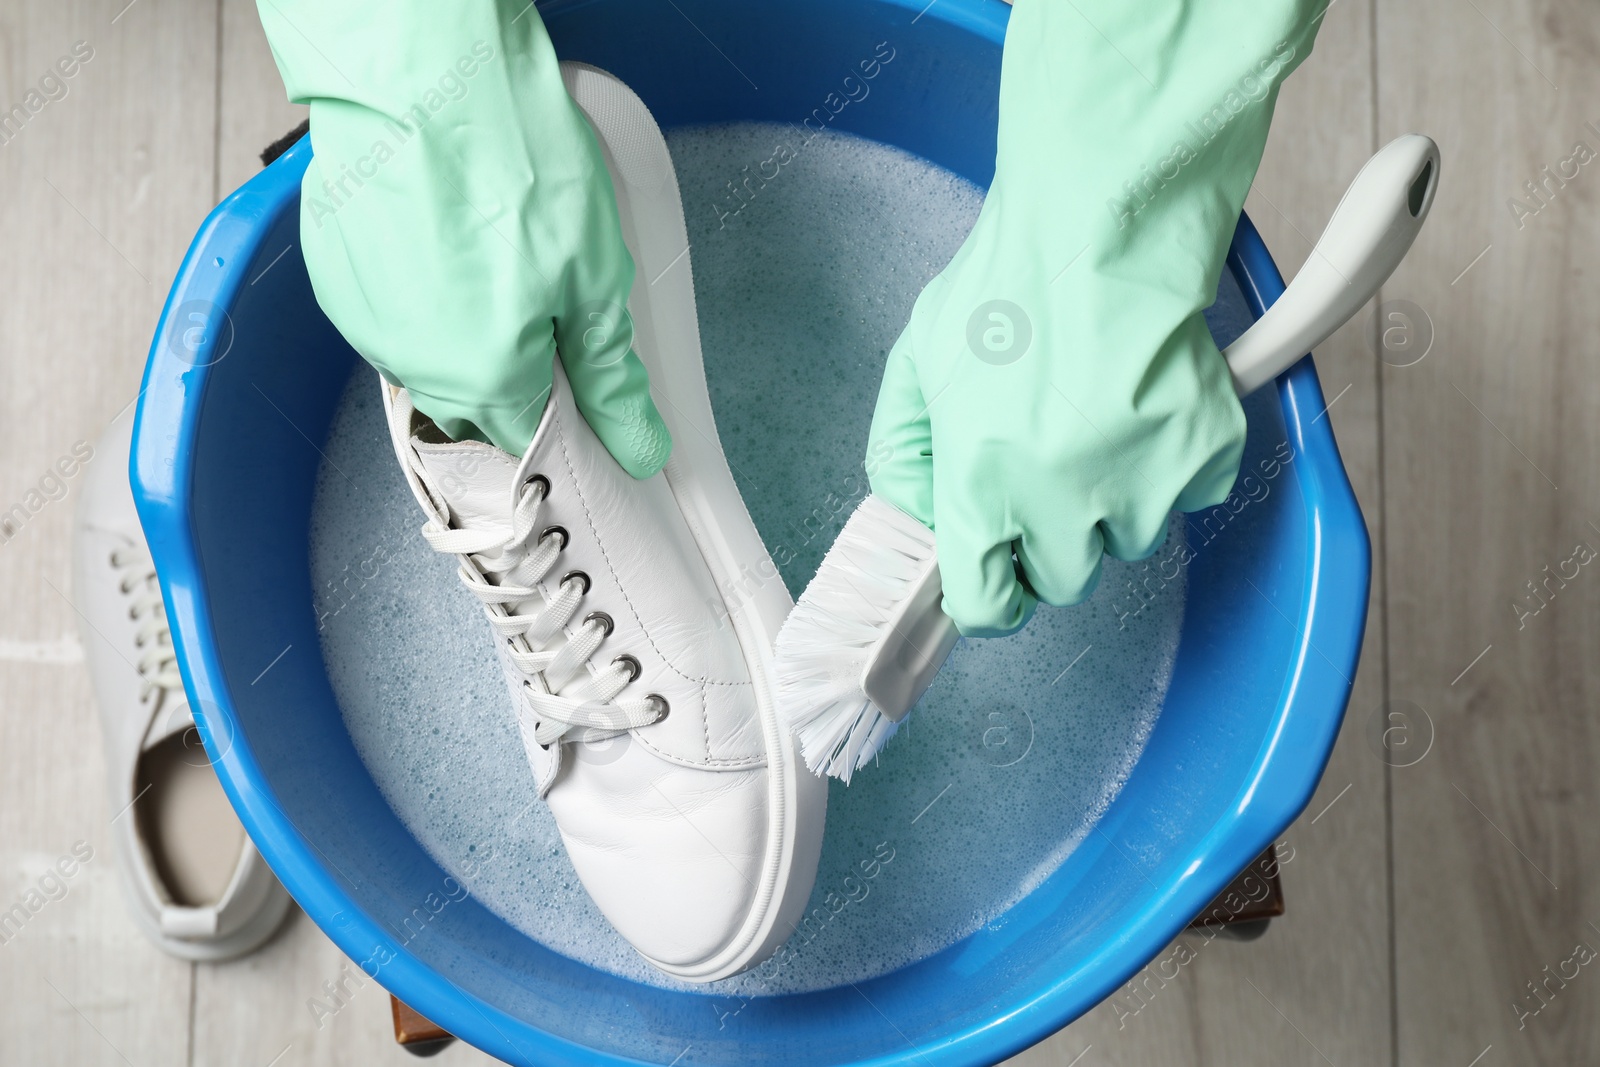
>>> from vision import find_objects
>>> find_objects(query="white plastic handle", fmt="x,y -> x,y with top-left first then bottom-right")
1223,133 -> 1439,396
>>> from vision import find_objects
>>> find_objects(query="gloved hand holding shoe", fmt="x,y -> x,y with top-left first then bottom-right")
256,0 -> 671,474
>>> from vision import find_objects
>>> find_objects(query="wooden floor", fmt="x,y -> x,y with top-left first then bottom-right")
1,0 -> 1594,1063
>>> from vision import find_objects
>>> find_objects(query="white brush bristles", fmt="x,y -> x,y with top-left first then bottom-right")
775,494 -> 938,782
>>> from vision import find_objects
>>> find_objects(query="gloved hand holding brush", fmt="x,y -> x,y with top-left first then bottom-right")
776,0 -> 1347,781
869,0 -> 1324,637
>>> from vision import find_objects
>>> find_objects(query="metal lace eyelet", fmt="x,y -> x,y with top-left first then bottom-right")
584,611 -> 614,638
522,473 -> 551,500
561,570 -> 591,595
540,525 -> 569,550
612,654 -> 641,682
646,694 -> 669,722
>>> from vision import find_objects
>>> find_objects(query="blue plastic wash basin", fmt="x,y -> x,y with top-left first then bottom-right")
131,0 -> 1369,1063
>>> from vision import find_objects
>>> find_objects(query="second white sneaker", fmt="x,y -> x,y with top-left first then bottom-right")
74,409 -> 293,961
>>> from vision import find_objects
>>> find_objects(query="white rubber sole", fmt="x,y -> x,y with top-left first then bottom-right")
562,62 -> 827,984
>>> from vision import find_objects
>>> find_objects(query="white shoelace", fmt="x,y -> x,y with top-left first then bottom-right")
421,474 -> 663,748
111,546 -> 184,700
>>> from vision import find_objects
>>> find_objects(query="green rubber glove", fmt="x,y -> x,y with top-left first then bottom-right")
255,0 -> 670,476
868,0 -> 1322,636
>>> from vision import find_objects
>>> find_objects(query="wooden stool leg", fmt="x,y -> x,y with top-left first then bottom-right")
391,995 -> 456,1057
1185,844 -> 1287,936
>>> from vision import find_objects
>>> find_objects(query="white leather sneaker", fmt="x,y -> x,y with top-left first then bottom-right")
378,64 -> 826,983
73,409 -> 293,961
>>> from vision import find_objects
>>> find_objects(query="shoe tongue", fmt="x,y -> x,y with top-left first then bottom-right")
410,440 -> 520,530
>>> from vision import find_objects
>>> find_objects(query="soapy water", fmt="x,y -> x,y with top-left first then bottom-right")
311,123 -> 1253,995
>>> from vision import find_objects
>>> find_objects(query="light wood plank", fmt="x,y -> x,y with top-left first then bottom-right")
216,0 -> 305,201
1379,0 -> 1600,1063
0,0 -> 221,1061
1007,0 -> 1393,1061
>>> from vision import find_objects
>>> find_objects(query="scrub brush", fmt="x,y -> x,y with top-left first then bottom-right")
776,133 -> 1440,782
